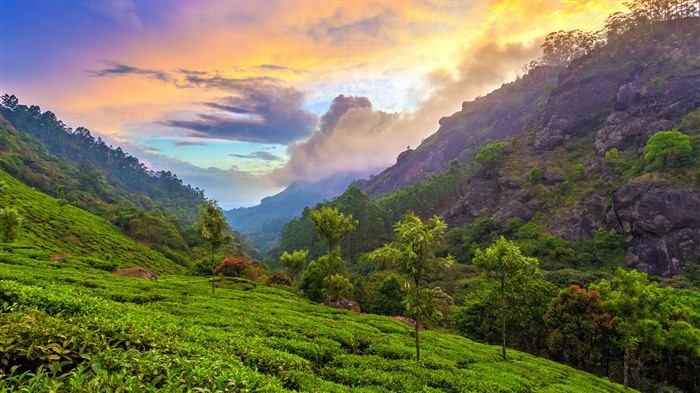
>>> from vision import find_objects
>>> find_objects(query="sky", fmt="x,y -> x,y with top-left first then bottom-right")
0,0 -> 627,208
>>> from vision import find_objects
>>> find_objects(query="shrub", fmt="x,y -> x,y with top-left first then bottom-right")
644,130 -> 692,170
475,142 -> 506,166
214,256 -> 254,280
266,271 -> 292,286
529,166 -> 543,183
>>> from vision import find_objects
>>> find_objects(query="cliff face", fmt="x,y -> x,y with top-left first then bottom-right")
362,66 -> 561,196
442,18 -> 700,276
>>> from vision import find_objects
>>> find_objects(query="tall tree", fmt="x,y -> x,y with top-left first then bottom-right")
310,206 -> 357,303
591,268 -> 668,389
545,285 -> 613,371
310,206 -> 358,252
473,236 -> 540,360
198,200 -> 233,293
369,212 -> 453,362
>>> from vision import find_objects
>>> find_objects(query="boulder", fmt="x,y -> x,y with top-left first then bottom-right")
330,299 -> 361,312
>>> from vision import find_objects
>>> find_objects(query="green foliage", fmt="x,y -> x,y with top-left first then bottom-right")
197,200 -> 233,254
475,142 -> 506,166
310,206 -> 358,251
0,251 -> 632,392
643,130 -> 692,171
473,237 -> 542,360
544,285 -> 613,371
0,170 -> 183,275
369,212 -> 453,362
529,166 -> 543,184
0,206 -> 22,243
368,274 -> 405,316
279,249 -> 308,281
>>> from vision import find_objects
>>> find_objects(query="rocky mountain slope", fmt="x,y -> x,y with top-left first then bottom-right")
443,17 -> 700,276
362,66 -> 561,196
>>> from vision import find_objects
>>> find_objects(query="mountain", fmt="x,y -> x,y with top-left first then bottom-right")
441,16 -> 700,277
225,172 -> 364,252
362,66 -> 561,196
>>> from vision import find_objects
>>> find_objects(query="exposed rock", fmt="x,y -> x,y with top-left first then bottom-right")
330,299 -> 361,312
608,182 -> 700,276
363,66 -> 560,196
535,69 -> 628,151
542,169 -> 566,185
392,316 -> 425,331
493,190 -> 539,224
615,82 -> 643,110
115,267 -> 157,281
549,195 -> 608,241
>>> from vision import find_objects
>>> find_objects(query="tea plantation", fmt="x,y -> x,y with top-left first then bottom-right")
0,246 -> 632,392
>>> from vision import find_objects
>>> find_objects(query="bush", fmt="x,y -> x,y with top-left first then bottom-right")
214,256 -> 254,280
266,271 -> 292,286
644,130 -> 692,170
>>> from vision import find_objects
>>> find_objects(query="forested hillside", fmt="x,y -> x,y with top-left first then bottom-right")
0,102 -> 252,266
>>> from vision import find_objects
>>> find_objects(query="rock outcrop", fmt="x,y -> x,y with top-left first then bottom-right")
608,182 -> 700,276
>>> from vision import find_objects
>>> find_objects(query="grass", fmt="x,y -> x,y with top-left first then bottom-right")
0,247 -> 632,392
0,170 -> 183,275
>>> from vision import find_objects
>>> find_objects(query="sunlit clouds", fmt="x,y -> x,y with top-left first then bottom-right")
1,0 -> 627,207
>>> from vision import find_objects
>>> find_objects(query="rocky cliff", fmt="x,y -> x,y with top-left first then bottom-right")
443,18 -> 700,276
362,66 -> 561,196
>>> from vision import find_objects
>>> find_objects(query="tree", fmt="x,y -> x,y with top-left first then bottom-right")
197,200 -> 233,293
545,285 -> 613,371
591,268 -> 668,389
472,236 -> 540,360
279,249 -> 308,281
310,206 -> 357,304
310,206 -> 358,252
0,207 -> 22,243
369,274 -> 405,315
643,130 -> 692,170
369,212 -> 453,362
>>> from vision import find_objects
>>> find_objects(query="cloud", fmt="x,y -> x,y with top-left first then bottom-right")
270,40 -> 541,185
230,151 -> 282,161
319,94 -> 372,133
87,60 -> 171,82
174,141 -> 208,146
162,76 -> 318,144
308,9 -> 396,47
202,102 -> 251,114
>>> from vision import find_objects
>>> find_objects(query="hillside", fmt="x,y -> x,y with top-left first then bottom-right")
0,250 -> 631,392
442,17 -> 700,277
0,169 -> 184,275
362,66 -> 560,196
